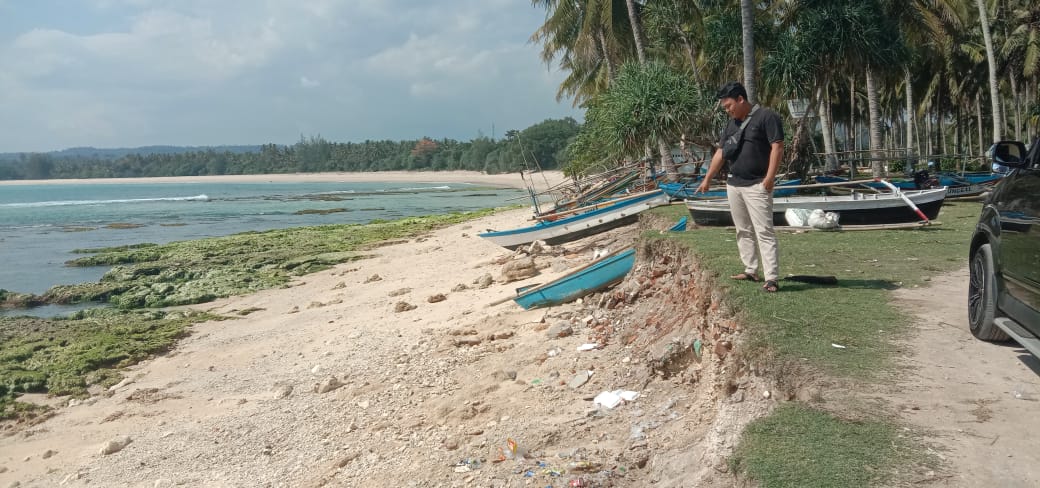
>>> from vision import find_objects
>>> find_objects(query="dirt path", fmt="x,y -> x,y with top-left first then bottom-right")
890,267 -> 1040,487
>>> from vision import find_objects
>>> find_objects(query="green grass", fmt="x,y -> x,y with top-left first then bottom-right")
650,200 -> 981,486
731,403 -> 913,487
652,201 -> 980,377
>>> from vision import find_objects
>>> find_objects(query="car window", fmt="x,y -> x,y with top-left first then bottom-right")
1028,138 -> 1040,169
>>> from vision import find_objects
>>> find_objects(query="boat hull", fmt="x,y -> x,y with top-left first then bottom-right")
479,190 -> 669,250
685,188 -> 948,226
513,248 -> 636,309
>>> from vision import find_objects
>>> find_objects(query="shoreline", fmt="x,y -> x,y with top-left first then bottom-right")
0,170 -> 569,191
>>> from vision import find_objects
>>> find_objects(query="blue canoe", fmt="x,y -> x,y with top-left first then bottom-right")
669,216 -> 688,232
659,178 -> 801,200
513,248 -> 636,310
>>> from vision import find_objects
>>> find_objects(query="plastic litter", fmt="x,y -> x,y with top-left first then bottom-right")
593,390 -> 640,409
496,438 -> 525,462
594,391 -> 622,409
785,208 -> 839,229
693,339 -> 702,357
784,208 -> 812,226
576,343 -> 598,351
566,460 -> 602,473
807,209 -> 840,229
831,343 -> 847,349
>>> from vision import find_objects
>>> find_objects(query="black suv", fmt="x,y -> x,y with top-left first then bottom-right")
969,138 -> 1040,356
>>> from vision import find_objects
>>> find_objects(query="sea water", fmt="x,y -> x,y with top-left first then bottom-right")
0,179 -> 526,315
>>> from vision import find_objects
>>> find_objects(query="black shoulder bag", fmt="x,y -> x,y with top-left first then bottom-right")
721,105 -> 760,162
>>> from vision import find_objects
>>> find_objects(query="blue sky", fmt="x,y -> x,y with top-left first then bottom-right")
0,0 -> 581,152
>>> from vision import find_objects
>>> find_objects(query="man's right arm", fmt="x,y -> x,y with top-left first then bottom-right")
696,148 -> 725,193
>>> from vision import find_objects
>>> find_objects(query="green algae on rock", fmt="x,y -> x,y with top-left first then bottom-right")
47,209 -> 498,309
0,308 -> 216,419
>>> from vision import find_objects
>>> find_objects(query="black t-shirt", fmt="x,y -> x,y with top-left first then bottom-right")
718,107 -> 784,186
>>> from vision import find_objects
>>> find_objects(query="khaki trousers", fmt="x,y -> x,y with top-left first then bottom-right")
726,183 -> 779,282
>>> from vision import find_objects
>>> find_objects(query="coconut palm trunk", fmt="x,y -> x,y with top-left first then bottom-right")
624,0 -> 676,180
820,83 -> 838,171
596,28 -> 616,81
904,68 -> 915,171
865,69 -> 883,177
626,0 -> 648,65
740,0 -> 756,104
976,0 -> 1002,142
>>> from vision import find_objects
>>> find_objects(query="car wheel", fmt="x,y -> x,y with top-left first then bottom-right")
968,243 -> 1009,341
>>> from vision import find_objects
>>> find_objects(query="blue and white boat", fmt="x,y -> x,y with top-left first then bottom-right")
659,178 -> 801,200
478,190 -> 669,250
513,248 -> 636,309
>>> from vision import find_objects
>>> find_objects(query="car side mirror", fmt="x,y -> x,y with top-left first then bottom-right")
989,140 -> 1029,169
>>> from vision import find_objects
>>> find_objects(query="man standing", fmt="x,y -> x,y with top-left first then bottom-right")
696,81 -> 784,292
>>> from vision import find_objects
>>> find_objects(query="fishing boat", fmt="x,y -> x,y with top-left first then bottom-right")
815,173 -> 1000,197
538,170 -> 640,218
685,187 -> 948,226
479,189 -> 669,250
513,248 -> 636,309
659,178 -> 801,200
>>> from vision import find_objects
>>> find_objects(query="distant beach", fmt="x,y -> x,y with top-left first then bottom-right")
0,171 -> 567,298
0,170 -> 569,190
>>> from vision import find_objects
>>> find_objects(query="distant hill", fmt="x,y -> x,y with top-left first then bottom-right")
0,145 -> 263,162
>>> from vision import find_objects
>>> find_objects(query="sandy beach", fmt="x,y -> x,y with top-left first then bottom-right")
0,171 -> 569,191
0,189 -> 764,487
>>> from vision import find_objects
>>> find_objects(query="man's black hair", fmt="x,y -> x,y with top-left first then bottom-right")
716,81 -> 747,101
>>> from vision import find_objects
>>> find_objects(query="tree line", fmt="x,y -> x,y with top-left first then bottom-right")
534,0 -> 1040,178
0,118 -> 580,180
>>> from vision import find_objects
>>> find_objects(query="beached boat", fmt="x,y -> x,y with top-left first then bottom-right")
538,171 -> 640,219
479,189 -> 669,250
659,178 -> 801,200
816,173 -> 1000,197
513,248 -> 636,309
685,187 -> 948,226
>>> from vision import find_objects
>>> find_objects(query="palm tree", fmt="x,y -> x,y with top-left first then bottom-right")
567,62 -> 720,173
643,0 -> 707,80
976,0 -> 1002,142
880,0 -> 963,170
531,0 -> 636,105
1000,0 -> 1040,141
625,0 -> 648,64
762,0 -> 905,175
740,0 -> 757,104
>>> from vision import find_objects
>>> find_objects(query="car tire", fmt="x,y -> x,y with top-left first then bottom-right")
968,243 -> 1009,341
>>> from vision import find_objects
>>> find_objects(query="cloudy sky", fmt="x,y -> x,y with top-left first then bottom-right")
0,0 -> 581,153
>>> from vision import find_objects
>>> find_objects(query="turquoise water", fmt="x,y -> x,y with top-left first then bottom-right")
0,180 -> 524,304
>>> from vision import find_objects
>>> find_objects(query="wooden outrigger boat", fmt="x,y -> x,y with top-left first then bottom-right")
685,187 -> 948,226
479,189 -> 669,250
513,248 -> 636,309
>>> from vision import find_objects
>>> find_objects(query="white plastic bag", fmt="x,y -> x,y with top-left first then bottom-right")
784,208 -> 812,227
807,209 -> 840,229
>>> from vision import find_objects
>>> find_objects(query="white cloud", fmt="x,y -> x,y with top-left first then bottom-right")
0,0 -> 579,152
